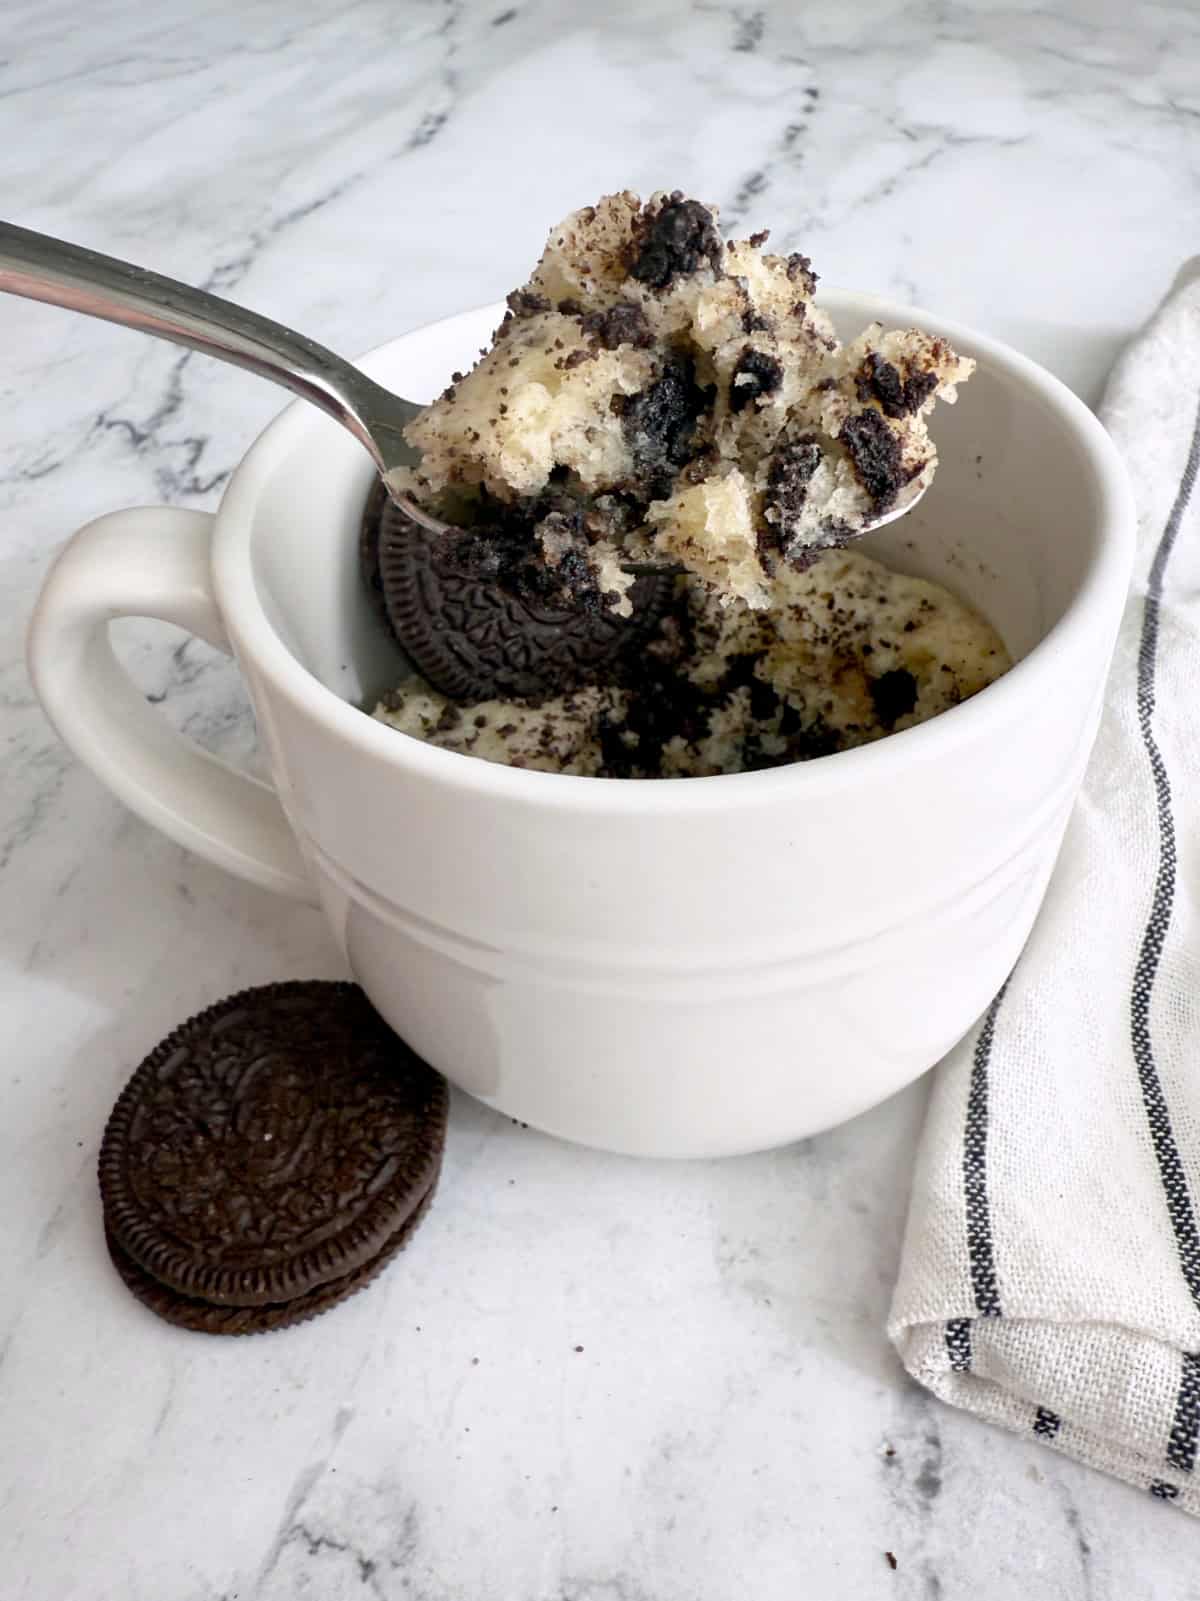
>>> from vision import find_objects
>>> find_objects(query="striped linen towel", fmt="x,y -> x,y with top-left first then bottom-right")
889,263 -> 1200,1510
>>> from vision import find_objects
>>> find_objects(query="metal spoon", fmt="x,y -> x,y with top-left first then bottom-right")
0,219 -> 426,502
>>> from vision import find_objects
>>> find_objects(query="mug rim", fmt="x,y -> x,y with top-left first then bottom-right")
212,291 -> 1136,813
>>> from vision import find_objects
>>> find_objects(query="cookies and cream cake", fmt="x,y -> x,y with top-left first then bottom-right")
369,191 -> 1004,778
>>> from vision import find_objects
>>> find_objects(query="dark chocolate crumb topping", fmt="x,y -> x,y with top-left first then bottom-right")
729,346 -> 784,413
580,299 -> 655,350
722,651 -> 784,722
742,307 -> 774,333
868,667 -> 919,729
839,409 -> 904,509
615,354 -> 711,500
761,435 -> 823,556
506,288 -> 551,318
855,353 -> 938,419
443,494 -> 611,615
582,583 -> 851,777
628,192 -> 724,289
786,252 -> 818,288
550,542 -> 607,613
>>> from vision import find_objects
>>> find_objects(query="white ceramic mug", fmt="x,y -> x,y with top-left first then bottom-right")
27,294 -> 1135,1157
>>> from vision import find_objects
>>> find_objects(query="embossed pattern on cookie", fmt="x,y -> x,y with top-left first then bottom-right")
99,981 -> 447,1311
364,481 -> 672,700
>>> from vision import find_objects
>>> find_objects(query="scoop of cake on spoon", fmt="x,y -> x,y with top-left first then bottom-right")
383,190 -> 967,639
0,200 -> 965,704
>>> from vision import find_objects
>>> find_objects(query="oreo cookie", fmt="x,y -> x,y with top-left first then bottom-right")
99,981 -> 447,1334
359,482 -> 391,626
361,481 -> 672,701
104,1185 -> 437,1335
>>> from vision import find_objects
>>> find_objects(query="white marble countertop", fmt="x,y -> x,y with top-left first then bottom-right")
4,2 -> 1200,1596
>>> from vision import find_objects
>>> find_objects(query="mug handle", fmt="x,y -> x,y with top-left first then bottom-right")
27,506 -> 316,903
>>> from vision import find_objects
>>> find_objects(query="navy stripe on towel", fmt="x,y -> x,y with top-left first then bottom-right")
1033,1407 -> 1062,1440
1129,393 -> 1200,1310
944,1318 -> 972,1372
1128,394 -> 1200,1489
964,983 -> 1008,1318
1168,1352 -> 1200,1475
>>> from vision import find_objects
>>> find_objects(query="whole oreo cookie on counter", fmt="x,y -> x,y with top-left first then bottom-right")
98,981 -> 448,1335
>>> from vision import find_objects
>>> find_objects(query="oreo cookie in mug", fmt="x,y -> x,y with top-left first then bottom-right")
360,478 -> 672,701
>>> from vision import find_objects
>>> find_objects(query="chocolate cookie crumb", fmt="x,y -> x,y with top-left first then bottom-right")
786,252 -> 818,287
868,667 -> 918,728
729,347 -> 784,413
506,288 -> 551,318
629,192 -> 724,289
581,300 -> 655,350
761,436 -> 823,554
839,409 -> 904,508
618,355 -> 710,499
856,353 -> 938,419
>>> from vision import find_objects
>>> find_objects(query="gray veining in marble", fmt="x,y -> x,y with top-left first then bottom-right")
4,2 -> 1200,1597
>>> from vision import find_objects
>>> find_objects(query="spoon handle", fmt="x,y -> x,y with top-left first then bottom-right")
0,220 -> 419,475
